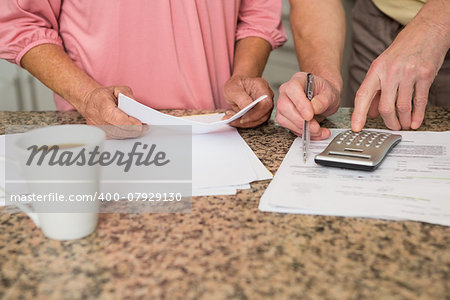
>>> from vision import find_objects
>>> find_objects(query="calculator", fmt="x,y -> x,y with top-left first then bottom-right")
314,130 -> 402,171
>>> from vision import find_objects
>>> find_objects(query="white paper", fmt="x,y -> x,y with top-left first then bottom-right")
260,129 -> 450,227
99,125 -> 271,196
0,122 -> 272,202
190,127 -> 272,188
118,93 -> 267,134
193,184 -> 251,197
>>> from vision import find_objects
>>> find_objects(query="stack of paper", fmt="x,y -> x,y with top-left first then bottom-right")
117,94 -> 272,195
0,126 -> 271,203
189,128 -> 272,195
260,129 -> 450,227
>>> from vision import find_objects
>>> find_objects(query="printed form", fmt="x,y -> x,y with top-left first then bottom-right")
260,129 -> 450,226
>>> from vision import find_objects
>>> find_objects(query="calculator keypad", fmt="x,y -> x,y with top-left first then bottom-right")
336,130 -> 392,149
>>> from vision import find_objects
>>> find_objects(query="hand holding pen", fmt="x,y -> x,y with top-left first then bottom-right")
276,72 -> 341,142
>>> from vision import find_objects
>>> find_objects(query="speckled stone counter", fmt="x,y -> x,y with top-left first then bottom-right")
1,107 -> 449,299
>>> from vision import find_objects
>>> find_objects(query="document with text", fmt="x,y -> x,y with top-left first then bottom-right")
259,129 -> 450,226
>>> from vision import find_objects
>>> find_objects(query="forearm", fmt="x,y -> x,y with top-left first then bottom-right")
21,44 -> 101,111
232,37 -> 272,77
290,0 -> 345,93
406,0 -> 450,49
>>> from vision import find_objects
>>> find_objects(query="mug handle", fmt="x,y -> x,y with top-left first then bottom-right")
0,156 -> 40,227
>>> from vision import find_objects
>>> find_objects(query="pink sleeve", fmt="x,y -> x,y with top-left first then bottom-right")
0,0 -> 63,66
236,0 -> 287,49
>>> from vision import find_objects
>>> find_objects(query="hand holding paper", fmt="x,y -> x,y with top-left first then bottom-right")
223,75 -> 274,128
118,93 -> 268,134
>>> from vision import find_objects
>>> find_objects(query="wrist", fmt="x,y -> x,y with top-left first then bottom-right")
430,21 -> 450,50
314,70 -> 343,95
299,61 -> 343,94
70,82 -> 102,113
231,68 -> 261,79
324,74 -> 343,95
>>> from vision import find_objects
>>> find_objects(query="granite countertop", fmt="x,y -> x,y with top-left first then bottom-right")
0,107 -> 449,299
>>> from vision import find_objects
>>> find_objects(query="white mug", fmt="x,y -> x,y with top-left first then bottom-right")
4,125 -> 105,240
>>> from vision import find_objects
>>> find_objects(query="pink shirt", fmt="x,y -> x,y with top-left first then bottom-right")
0,1 -> 286,110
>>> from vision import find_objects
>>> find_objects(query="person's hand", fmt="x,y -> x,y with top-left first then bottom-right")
276,72 -> 340,140
79,86 -> 147,139
223,75 -> 274,128
351,20 -> 449,132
